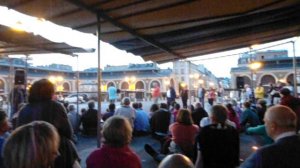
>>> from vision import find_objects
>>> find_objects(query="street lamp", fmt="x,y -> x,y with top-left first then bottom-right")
48,75 -> 64,92
189,73 -> 200,104
249,61 -> 263,92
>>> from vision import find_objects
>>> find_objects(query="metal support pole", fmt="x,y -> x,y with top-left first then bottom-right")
292,41 -> 298,97
25,55 -> 29,102
76,55 -> 80,117
96,13 -> 102,147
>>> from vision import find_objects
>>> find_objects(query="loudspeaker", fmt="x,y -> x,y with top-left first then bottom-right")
236,77 -> 244,89
14,69 -> 26,85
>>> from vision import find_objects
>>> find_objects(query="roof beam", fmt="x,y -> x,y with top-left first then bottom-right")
65,0 -> 182,59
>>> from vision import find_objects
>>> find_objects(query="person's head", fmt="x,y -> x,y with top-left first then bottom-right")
138,102 -> 143,109
160,103 -> 168,109
231,99 -> 238,106
122,97 -> 131,106
132,102 -> 139,109
67,104 -> 75,112
210,105 -> 228,124
226,103 -> 234,110
81,108 -> 87,115
3,121 -> 60,168
108,103 -> 115,111
195,102 -> 202,109
174,103 -> 181,110
264,105 -> 297,139
243,101 -> 251,109
102,116 -> 132,147
188,105 -> 195,112
88,101 -> 95,109
176,109 -> 193,125
28,79 -> 55,103
257,99 -> 267,107
158,154 -> 194,168
150,104 -> 159,112
280,88 -> 291,96
0,110 -> 9,134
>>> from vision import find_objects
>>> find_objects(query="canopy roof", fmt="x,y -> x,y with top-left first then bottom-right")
0,25 -> 93,56
1,0 -> 300,63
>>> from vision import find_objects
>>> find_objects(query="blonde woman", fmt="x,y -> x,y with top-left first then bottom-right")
86,116 -> 142,168
3,121 -> 60,168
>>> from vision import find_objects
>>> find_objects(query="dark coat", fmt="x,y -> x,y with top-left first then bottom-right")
241,135 -> 300,168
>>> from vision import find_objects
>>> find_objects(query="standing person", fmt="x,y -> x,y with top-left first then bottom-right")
180,85 -> 188,109
254,83 -> 265,101
207,87 -> 216,106
86,116 -> 142,168
195,105 -> 240,168
197,85 -> 206,108
16,79 -> 80,168
245,84 -> 253,102
114,97 -> 136,128
283,81 -> 294,96
152,83 -> 161,104
267,83 -> 275,105
241,105 -> 300,168
3,121 -> 61,168
81,101 -> 98,136
9,84 -> 26,118
166,86 -> 176,108
107,84 -> 117,103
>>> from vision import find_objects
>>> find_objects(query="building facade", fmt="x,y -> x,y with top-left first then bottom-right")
0,58 -> 219,101
231,50 -> 300,93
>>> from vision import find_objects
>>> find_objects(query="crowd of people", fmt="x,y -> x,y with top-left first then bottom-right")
0,78 -> 299,168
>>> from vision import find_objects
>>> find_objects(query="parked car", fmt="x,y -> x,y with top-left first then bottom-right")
64,94 -> 85,103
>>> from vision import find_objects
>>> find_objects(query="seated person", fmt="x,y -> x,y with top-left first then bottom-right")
3,121 -> 60,168
145,109 -> 199,161
240,101 -> 260,130
158,154 -> 194,168
195,105 -> 240,168
241,105 -> 300,167
246,125 -> 273,145
133,102 -> 150,136
81,101 -> 98,135
86,116 -> 142,168
102,103 -> 115,121
0,110 -> 10,167
169,109 -> 199,158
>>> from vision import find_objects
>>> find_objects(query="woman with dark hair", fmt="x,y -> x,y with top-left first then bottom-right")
169,109 -> 199,158
226,103 -> 240,131
149,103 -> 159,118
17,79 -> 80,168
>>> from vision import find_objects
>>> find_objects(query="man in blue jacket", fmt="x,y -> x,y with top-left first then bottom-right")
241,105 -> 300,168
